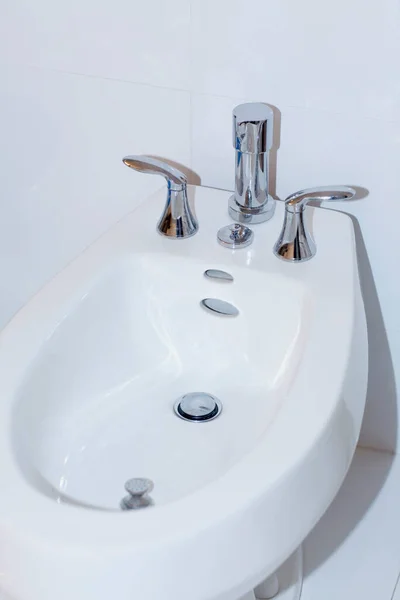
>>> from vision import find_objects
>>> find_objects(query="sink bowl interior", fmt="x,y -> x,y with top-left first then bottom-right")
12,253 -> 311,510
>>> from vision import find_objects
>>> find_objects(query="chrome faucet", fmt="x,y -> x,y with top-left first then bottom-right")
273,186 -> 356,262
229,103 -> 275,224
123,155 -> 198,239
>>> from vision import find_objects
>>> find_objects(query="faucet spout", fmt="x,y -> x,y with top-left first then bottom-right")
228,103 -> 276,224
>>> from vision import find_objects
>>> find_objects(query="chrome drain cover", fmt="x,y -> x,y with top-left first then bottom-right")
174,392 -> 222,422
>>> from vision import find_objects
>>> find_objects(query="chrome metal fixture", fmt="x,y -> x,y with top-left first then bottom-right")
217,223 -> 254,249
123,155 -> 198,239
204,269 -> 234,282
120,478 -> 154,510
174,392 -> 222,422
200,298 -> 239,317
273,186 -> 356,262
229,103 -> 275,224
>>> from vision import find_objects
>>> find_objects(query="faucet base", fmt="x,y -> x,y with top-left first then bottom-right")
157,186 -> 199,239
228,195 -> 276,224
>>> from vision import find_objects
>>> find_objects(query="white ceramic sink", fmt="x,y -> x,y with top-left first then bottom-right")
0,185 -> 367,600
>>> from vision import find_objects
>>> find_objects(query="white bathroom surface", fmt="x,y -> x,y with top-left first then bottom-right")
301,448 -> 400,600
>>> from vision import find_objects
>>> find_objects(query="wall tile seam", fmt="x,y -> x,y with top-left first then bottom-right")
5,62 -> 399,128
2,62 -> 191,97
190,90 -> 400,126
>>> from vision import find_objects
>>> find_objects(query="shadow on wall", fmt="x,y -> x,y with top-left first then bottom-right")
351,212 -> 398,453
329,203 -> 397,453
304,204 -> 397,575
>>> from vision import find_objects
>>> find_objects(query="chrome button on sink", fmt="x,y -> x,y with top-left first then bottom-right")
204,269 -> 234,282
200,298 -> 239,316
217,223 -> 254,249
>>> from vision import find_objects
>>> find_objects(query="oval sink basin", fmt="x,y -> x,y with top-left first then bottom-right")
13,254 -> 309,510
0,185 -> 367,600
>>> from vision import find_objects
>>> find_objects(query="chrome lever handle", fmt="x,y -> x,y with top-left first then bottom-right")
122,154 -> 198,239
285,186 -> 356,212
123,155 -> 187,190
274,185 -> 356,262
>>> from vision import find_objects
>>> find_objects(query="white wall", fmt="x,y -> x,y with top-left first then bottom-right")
0,0 -> 399,451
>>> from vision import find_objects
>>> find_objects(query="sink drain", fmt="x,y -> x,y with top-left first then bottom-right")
174,392 -> 222,422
